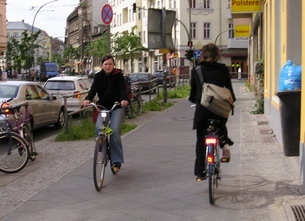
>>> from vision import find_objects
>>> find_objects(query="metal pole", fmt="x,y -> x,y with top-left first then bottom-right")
107,26 -> 111,55
162,7 -> 167,103
31,0 -> 59,67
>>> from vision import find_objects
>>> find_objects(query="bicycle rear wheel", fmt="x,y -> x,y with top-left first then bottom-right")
22,124 -> 37,161
208,164 -> 216,205
93,136 -> 108,191
132,95 -> 143,115
0,133 -> 29,173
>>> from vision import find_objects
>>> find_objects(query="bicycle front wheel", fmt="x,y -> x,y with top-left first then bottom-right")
0,133 -> 29,173
93,136 -> 108,191
22,124 -> 37,161
208,164 -> 216,205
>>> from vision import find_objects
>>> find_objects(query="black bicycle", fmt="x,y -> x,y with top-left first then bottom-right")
204,119 -> 223,205
90,102 -> 120,191
125,84 -> 143,119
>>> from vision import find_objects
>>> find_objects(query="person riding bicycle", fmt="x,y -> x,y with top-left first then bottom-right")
189,43 -> 236,181
82,55 -> 128,174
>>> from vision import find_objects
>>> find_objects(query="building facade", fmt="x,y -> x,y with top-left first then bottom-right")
109,0 -> 248,75
6,21 -> 64,68
0,0 -> 6,70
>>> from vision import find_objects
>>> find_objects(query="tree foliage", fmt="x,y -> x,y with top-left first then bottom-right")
6,30 -> 40,71
85,32 -> 109,61
112,26 -> 148,60
63,44 -> 80,62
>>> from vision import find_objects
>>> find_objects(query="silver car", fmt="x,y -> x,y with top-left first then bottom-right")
0,81 -> 65,130
43,76 -> 93,112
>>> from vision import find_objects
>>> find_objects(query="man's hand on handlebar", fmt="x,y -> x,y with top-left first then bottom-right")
81,100 -> 91,107
120,100 -> 128,107
81,100 -> 128,108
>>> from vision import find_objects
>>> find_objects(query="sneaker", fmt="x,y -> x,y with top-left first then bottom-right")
221,145 -> 231,162
111,162 -> 121,174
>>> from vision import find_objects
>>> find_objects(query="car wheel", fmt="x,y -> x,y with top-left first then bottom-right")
54,109 -> 65,128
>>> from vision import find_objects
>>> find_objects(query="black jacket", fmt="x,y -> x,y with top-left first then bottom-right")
85,68 -> 127,110
189,61 -> 236,130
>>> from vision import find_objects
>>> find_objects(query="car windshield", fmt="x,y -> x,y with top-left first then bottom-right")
130,74 -> 149,81
0,85 -> 19,99
153,72 -> 163,77
44,81 -> 75,90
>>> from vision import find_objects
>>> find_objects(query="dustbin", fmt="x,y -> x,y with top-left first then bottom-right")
276,90 -> 301,156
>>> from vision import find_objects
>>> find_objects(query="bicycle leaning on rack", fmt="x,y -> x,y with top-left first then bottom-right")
2,101 -> 37,161
0,101 -> 35,173
125,84 -> 143,119
204,119 -> 229,205
89,102 -> 120,191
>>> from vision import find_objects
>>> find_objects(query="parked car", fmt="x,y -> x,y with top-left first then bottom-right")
43,76 -> 93,112
152,71 -> 176,87
129,72 -> 157,93
0,81 -> 65,130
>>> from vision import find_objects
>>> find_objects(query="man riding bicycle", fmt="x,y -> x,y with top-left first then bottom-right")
189,43 -> 236,181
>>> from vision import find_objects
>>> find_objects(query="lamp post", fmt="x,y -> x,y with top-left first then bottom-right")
214,28 -> 234,45
31,0 -> 59,67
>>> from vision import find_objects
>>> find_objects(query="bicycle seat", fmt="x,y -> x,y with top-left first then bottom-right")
207,119 -> 220,125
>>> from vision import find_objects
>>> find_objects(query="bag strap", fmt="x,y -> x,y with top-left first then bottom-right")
195,66 -> 204,85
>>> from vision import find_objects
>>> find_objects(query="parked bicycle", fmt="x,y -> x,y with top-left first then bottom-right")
89,102 -> 120,191
2,101 -> 37,161
0,101 -> 32,173
204,119 -> 228,205
125,84 -> 143,119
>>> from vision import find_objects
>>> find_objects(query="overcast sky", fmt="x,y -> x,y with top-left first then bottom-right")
7,0 -> 80,40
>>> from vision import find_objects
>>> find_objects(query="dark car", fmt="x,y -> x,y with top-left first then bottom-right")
129,72 -> 157,93
152,71 -> 176,87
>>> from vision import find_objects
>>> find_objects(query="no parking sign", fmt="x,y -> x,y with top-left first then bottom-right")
101,4 -> 113,25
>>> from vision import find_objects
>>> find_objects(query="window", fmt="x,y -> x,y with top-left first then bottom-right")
13,32 -> 18,37
229,23 -> 234,38
191,23 -> 197,38
138,8 -> 141,20
174,0 -> 176,8
203,23 -> 210,39
190,0 -> 196,8
203,0 -> 210,9
169,0 -> 172,8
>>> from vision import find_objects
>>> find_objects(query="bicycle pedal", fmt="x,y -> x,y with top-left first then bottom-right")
220,158 -> 230,163
32,152 -> 38,156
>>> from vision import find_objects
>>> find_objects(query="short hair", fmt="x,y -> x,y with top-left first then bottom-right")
201,43 -> 219,62
101,55 -> 115,64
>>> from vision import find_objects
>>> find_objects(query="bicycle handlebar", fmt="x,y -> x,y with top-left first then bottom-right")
89,102 -> 120,113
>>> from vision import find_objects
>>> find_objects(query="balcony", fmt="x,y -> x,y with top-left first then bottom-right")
227,38 -> 249,49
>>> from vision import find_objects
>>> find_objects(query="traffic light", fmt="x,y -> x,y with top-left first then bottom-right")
133,3 -> 137,13
185,50 -> 194,60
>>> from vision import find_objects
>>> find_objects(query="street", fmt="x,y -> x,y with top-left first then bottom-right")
0,80 -> 302,221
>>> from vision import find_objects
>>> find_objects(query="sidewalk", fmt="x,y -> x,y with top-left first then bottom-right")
0,80 -> 303,221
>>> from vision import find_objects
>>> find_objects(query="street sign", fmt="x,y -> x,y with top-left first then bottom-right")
101,4 -> 113,25
194,50 -> 202,59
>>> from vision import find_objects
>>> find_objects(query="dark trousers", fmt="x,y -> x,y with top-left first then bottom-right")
194,118 -> 228,177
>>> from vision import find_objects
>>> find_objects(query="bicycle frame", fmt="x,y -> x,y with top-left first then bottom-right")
90,102 -> 120,191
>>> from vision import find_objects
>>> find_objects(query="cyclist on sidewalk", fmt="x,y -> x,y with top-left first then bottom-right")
189,43 -> 236,180
82,55 -> 128,174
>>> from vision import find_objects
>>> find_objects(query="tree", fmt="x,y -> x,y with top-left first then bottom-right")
112,26 -> 148,60
85,33 -> 109,62
63,44 -> 80,62
6,30 -> 41,72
